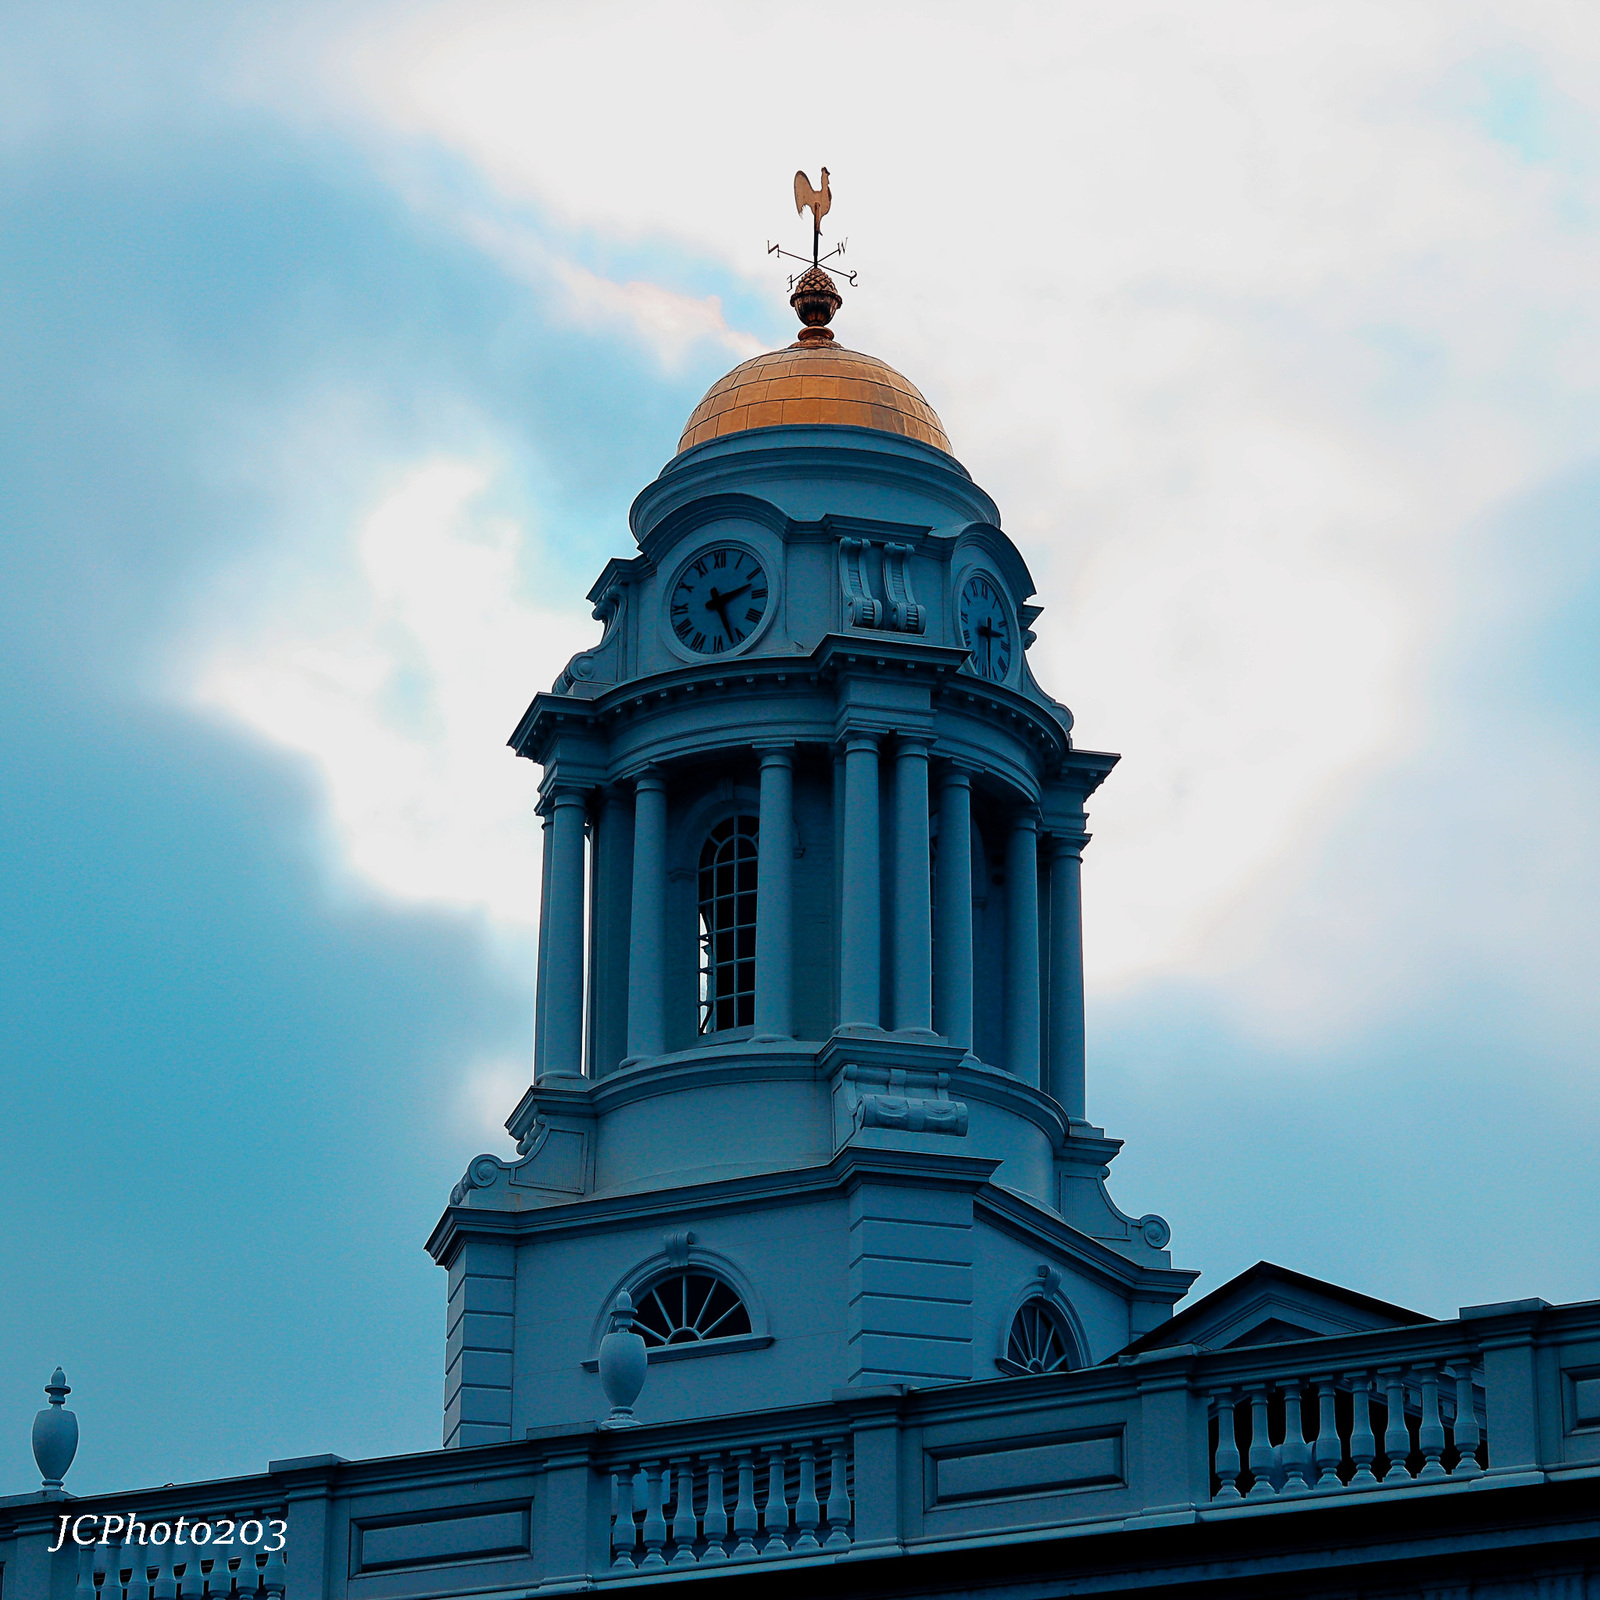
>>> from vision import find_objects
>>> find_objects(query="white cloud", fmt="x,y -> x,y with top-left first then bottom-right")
445,205 -> 765,370
454,1057 -> 532,1144
211,0 -> 1600,1049
196,457 -> 593,927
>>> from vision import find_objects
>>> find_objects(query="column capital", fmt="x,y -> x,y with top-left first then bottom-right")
1009,807 -> 1041,835
894,737 -> 931,759
543,784 -> 593,815
1047,830 -> 1091,860
938,763 -> 975,792
840,731 -> 882,755
754,742 -> 796,767
630,766 -> 668,794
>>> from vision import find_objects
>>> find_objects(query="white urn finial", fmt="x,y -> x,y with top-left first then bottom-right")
32,1368 -> 78,1491
598,1293 -> 647,1429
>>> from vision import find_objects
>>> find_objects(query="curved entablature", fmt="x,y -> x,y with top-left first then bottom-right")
631,427 -> 999,546
511,639 -> 1080,791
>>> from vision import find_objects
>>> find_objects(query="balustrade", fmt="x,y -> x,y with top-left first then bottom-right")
71,1516 -> 286,1600
1209,1355 -> 1486,1501
608,1437 -> 851,1569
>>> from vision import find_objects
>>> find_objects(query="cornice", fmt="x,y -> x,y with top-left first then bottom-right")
975,1183 -> 1199,1298
427,1139 -> 1003,1263
509,633 -> 1076,779
630,426 -> 998,543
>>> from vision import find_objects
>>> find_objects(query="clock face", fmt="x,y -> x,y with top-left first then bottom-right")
959,573 -> 1012,681
668,545 -> 770,656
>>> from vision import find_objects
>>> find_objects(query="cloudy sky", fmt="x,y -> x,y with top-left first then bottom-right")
2,0 -> 1597,1494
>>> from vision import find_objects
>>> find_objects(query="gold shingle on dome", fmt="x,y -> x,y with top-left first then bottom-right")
676,343 -> 953,455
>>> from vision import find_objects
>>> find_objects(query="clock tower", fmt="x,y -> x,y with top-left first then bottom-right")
429,267 -> 1193,1449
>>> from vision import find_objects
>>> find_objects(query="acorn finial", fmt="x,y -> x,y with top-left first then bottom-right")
790,266 -> 842,345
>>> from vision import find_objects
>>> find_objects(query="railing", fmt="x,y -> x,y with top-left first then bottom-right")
73,1527 -> 287,1600
1208,1352 -> 1485,1500
607,1436 -> 851,1568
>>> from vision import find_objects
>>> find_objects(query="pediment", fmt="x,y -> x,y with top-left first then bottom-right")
1119,1260 -> 1433,1356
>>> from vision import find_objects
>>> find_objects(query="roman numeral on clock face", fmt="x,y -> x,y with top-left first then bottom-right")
671,546 -> 771,654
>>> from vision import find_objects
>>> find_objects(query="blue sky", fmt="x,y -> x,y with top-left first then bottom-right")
2,2 -> 1598,1495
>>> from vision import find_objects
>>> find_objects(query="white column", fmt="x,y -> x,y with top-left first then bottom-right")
838,734 -> 881,1029
542,786 -> 589,1077
892,740 -> 934,1034
934,768 -> 974,1051
1046,834 -> 1087,1118
754,746 -> 794,1040
625,769 -> 667,1062
1004,810 -> 1041,1086
532,807 -> 554,1076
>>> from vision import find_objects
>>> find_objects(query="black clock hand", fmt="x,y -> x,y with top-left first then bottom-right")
705,582 -> 756,643
706,590 -> 736,642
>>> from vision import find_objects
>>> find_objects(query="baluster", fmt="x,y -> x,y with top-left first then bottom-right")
173,1551 -> 193,1600
762,1447 -> 791,1553
261,1529 -> 285,1600
93,1533 -> 111,1600
1380,1369 -> 1411,1482
207,1554 -> 232,1600
1278,1382 -> 1311,1494
129,1539 -> 150,1600
669,1458 -> 698,1566
1308,1377 -> 1341,1488
700,1455 -> 729,1562
77,1543 -> 97,1600
792,1442 -> 821,1551
824,1436 -> 852,1549
239,1531 -> 262,1600
153,1542 -> 177,1600
610,1467 -> 637,1569
731,1452 -> 759,1559
1211,1391 -> 1243,1501
1450,1361 -> 1482,1478
1416,1365 -> 1447,1480
1245,1385 -> 1275,1499
1346,1372 -> 1378,1486
639,1462 -> 668,1568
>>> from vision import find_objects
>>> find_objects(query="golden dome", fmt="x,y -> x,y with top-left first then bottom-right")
676,342 -> 953,456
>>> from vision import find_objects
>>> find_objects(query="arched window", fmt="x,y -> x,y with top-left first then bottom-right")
632,1270 -> 753,1347
698,815 -> 758,1033
999,1300 -> 1078,1375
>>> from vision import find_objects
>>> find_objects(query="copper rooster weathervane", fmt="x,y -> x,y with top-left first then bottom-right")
768,167 -> 858,287
795,169 -> 830,259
